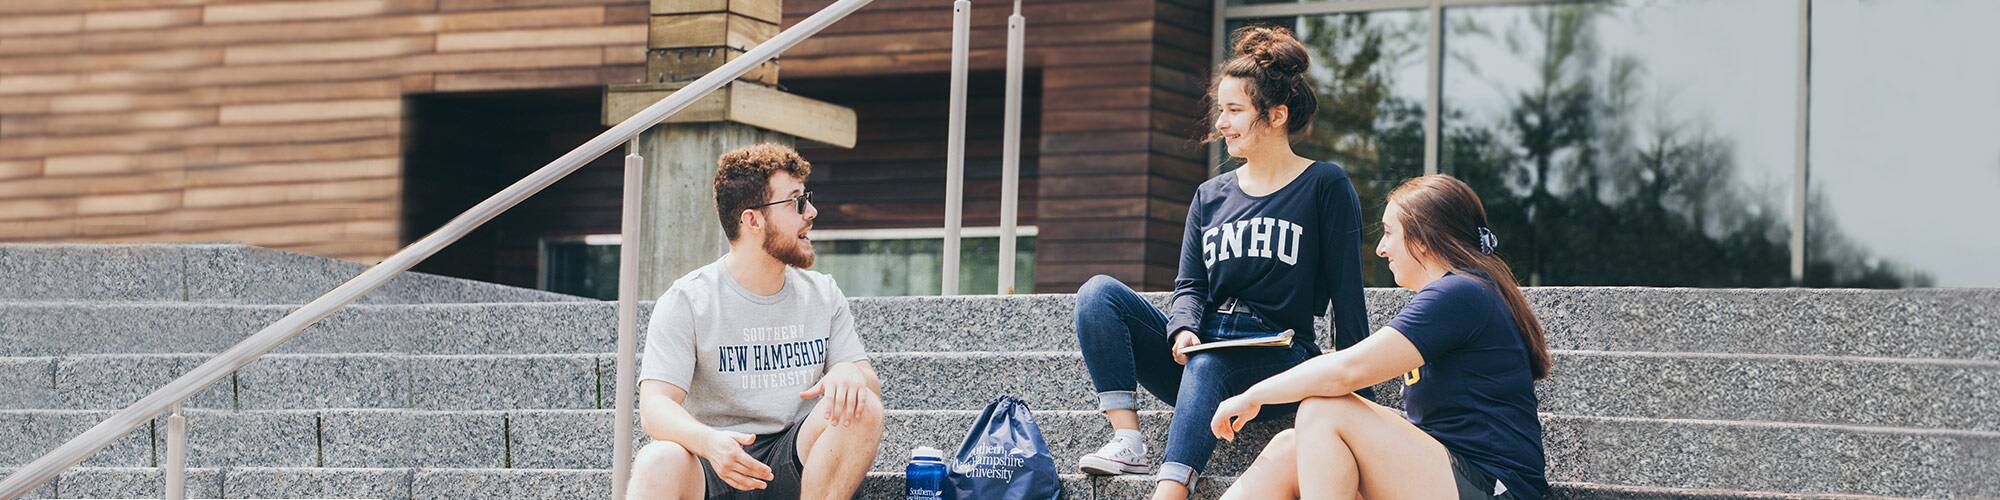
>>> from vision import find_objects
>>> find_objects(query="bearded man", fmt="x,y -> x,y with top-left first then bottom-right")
626,144 -> 882,500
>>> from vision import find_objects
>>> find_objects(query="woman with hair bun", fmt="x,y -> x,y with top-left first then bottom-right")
1068,25 -> 1372,499
1210,174 -> 1553,499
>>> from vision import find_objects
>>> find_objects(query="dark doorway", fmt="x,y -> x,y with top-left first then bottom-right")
401,88 -> 620,289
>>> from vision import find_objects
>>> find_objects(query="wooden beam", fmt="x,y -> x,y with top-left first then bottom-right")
647,12 -> 777,51
647,47 -> 778,85
650,0 -> 782,25
603,81 -> 855,148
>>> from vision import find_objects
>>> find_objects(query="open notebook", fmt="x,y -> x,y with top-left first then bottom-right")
1177,329 -> 1295,355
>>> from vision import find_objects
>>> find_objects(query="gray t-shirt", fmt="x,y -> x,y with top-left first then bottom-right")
639,258 -> 869,436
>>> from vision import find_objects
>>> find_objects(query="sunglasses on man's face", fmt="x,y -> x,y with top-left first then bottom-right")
747,191 -> 813,215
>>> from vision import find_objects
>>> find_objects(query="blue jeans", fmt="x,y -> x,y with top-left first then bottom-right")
1073,275 -> 1318,487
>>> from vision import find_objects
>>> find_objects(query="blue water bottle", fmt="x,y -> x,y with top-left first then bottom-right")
906,446 -> 950,500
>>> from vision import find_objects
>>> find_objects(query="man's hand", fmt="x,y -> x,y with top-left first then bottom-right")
800,361 -> 877,427
1171,329 -> 1201,365
694,429 -> 774,491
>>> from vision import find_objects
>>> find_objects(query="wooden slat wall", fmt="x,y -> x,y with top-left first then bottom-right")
0,0 -> 1213,293
790,72 -> 1039,232
782,0 -> 1213,292
0,0 -> 648,262
462,75 -> 1042,290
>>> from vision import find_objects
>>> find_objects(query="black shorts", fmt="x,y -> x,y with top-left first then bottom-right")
697,421 -> 807,500
1450,451 -> 1510,499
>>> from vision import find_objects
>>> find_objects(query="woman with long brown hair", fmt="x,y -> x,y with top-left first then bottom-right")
1209,174 -> 1553,499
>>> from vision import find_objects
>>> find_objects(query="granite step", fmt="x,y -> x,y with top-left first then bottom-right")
0,468 -> 1936,500
848,288 -> 2000,360
8,409 -> 1977,497
868,351 -> 2000,431
4,287 -> 1996,359
10,351 -> 1993,433
1,354 -> 607,411
0,302 -> 620,357
1,457 -> 1973,499
0,244 -> 585,305
872,411 -> 1996,498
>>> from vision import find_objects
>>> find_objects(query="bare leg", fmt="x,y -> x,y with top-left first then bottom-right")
626,441 -> 704,500
1106,408 -> 1140,430
1219,429 -> 1302,500
1294,395 -> 1454,500
1152,478 -> 1190,500
795,393 -> 885,500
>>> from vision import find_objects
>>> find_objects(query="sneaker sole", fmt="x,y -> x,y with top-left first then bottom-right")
1078,455 -> 1151,476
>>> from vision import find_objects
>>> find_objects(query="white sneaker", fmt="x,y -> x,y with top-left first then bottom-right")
1077,434 -> 1151,475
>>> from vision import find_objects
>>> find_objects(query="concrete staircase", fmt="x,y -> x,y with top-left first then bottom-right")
2,244 -> 1996,499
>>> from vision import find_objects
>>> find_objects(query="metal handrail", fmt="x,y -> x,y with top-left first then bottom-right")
942,0 -> 971,295
997,0 -> 1025,294
0,0 -> 878,496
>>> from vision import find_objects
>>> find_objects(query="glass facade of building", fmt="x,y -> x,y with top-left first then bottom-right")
1806,0 -> 2000,288
541,233 -> 1036,299
1222,0 -> 2000,288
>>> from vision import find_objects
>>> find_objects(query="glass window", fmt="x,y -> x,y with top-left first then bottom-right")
815,236 -> 1035,296
1442,1 -> 1797,287
538,233 -> 1036,299
1806,0 -> 2000,288
541,239 -> 620,300
1227,11 -> 1430,286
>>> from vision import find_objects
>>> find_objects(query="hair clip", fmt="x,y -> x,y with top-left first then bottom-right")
1476,227 -> 1499,256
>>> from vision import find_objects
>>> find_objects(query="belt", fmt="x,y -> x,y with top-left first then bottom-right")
1216,297 -> 1242,314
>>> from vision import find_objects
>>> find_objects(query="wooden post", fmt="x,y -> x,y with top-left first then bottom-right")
647,0 -> 783,85
606,0 -> 857,299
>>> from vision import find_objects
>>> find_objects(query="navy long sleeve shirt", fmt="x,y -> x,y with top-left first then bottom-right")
1165,161 -> 1370,356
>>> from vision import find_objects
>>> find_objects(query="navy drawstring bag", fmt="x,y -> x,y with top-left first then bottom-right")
951,395 -> 1061,500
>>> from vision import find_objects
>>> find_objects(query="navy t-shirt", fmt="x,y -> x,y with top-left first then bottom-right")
1165,161 -> 1369,356
1388,273 -> 1548,499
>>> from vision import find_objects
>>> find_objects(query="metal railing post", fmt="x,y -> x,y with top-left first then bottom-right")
612,137 -> 644,499
943,0 -> 971,296
164,403 -> 186,500
0,1 -> 878,496
998,0 -> 1025,295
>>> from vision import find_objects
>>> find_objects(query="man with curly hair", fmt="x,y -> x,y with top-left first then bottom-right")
626,144 -> 882,500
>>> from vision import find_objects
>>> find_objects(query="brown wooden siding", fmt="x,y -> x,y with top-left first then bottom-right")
783,0 -> 1213,292
1,0 -> 1211,293
0,0 -> 648,263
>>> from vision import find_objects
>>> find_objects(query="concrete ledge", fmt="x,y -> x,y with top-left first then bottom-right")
0,468 -> 58,498
1548,415 -> 2000,498
237,354 -> 410,410
5,287 -> 1994,359
0,411 -> 153,468
51,466 -> 223,499
848,288 -> 2000,360
5,466 -> 1930,500
858,471 -> 1097,499
0,245 -> 184,304
0,244 -> 587,305
223,467 -> 411,499
504,409 -> 642,470
868,351 -> 1996,432
0,302 -> 618,357
472,409 -> 1993,497
408,355 -> 600,410
170,410 -> 318,468
411,468 -> 610,499
0,357 -> 54,409
318,410 -> 505,469
50,354 -> 232,410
